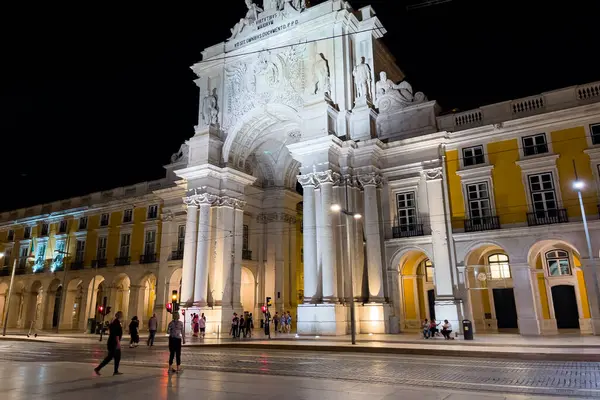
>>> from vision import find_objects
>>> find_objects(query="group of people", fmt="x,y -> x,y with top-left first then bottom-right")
191,313 -> 206,338
230,312 -> 254,338
94,311 -> 185,376
422,318 -> 454,340
272,311 -> 292,333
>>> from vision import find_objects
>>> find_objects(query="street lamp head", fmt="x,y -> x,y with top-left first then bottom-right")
573,180 -> 585,190
353,213 -> 362,220
330,204 -> 342,212
0,252 -> 4,258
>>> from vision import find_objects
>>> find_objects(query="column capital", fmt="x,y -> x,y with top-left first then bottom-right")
217,195 -> 246,209
357,172 -> 382,187
298,173 -> 317,188
423,167 -> 443,181
314,170 -> 340,186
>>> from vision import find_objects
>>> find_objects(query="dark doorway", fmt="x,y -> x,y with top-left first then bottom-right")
551,285 -> 580,329
427,289 -> 435,321
52,286 -> 63,328
493,288 -> 518,329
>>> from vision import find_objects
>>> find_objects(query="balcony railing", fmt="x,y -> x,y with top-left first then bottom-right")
392,223 -> 424,238
140,253 -> 158,264
170,250 -> 184,261
527,209 -> 568,226
464,216 -> 501,232
70,260 -> 85,270
114,256 -> 131,266
92,259 -> 108,268
242,249 -> 252,260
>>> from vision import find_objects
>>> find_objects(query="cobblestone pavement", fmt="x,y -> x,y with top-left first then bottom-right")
0,340 -> 599,398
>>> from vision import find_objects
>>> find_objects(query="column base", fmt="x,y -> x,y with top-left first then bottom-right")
434,299 -> 464,333
517,317 -> 541,335
540,318 -> 558,334
581,318 -> 600,335
297,303 -> 348,336
357,302 -> 392,334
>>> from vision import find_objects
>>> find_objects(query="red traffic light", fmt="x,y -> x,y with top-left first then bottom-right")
166,303 -> 173,313
261,306 -> 267,313
98,306 -> 104,313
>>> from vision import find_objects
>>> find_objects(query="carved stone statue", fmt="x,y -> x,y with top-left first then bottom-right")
375,71 -> 426,111
291,0 -> 307,11
229,0 -> 263,40
311,53 -> 331,96
202,88 -> 219,126
170,143 -> 189,164
353,56 -> 372,102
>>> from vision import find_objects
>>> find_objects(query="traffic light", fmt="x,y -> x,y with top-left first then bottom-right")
105,306 -> 112,316
166,303 -> 173,313
266,297 -> 272,307
171,290 -> 179,313
261,305 -> 267,313
98,305 -> 104,315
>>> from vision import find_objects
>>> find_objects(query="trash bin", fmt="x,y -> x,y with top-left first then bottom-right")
87,318 -> 96,334
462,319 -> 473,340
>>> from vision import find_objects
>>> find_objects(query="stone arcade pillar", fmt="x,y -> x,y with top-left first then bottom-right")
194,196 -> 215,306
298,175 -> 318,303
580,259 -> 600,335
315,171 -> 338,303
424,167 -> 463,331
510,262 -> 542,335
180,198 -> 198,306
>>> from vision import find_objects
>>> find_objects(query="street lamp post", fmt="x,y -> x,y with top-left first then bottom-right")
331,180 -> 362,345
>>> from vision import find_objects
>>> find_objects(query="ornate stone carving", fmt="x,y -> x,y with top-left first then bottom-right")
161,212 -> 174,222
357,172 -> 382,187
314,170 -> 340,185
217,196 -> 246,209
353,56 -> 372,104
257,212 -> 297,224
310,53 -> 331,96
423,167 -> 443,181
229,0 -> 263,40
201,88 -> 219,126
297,173 -> 316,187
183,187 -> 219,206
224,45 -> 305,129
196,193 -> 219,205
288,130 -> 301,139
375,71 -> 427,113
170,143 -> 189,164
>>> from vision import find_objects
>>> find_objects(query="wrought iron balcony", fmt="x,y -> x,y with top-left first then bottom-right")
140,253 -> 158,264
114,256 -> 131,266
242,249 -> 252,260
527,209 -> 568,226
170,250 -> 184,261
464,216 -> 501,232
392,223 -> 424,238
70,260 -> 85,270
92,259 -> 108,268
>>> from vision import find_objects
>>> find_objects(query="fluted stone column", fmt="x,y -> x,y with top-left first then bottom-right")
315,170 -> 339,303
194,193 -> 216,306
298,174 -> 318,302
180,196 -> 198,306
358,173 -> 384,302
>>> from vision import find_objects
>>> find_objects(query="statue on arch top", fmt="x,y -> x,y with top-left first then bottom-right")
229,0 -> 263,40
201,88 -> 219,126
353,56 -> 372,104
375,71 -> 427,112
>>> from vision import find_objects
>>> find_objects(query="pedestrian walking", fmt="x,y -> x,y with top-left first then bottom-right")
129,316 -> 140,348
94,311 -> 124,376
192,313 -> 200,337
147,313 -> 158,346
167,312 -> 185,373
199,313 -> 206,338
246,313 -> 253,338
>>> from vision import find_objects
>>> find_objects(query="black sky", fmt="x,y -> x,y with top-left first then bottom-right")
1,0 -> 598,212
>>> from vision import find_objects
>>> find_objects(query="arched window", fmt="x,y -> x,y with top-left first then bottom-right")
488,253 -> 511,279
545,250 -> 571,276
422,259 -> 434,282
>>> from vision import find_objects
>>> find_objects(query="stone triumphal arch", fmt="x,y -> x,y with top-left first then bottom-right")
169,0 -> 436,335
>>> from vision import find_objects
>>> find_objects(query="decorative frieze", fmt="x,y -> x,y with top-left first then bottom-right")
256,212 -> 297,224
182,189 -> 245,209
357,172 -> 382,187
314,170 -> 340,186
423,167 -> 443,181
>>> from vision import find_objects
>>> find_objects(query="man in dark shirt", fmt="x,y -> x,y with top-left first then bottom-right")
94,311 -> 124,376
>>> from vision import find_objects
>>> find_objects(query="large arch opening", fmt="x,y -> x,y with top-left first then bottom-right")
241,267 -> 256,314
25,281 -> 43,331
111,274 -> 131,320
136,273 -> 157,326
64,278 -> 84,331
0,282 -> 8,328
396,249 -> 434,330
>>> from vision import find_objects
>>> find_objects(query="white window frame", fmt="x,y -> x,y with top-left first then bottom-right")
147,205 -> 159,220
461,145 -> 486,168
388,176 -> 421,233
78,216 -> 88,231
40,222 -> 49,236
177,225 -> 185,252
58,220 -> 68,234
7,229 -> 14,241
456,165 -> 496,219
589,123 -> 600,146
123,209 -> 133,224
23,226 -> 32,239
119,233 -> 131,258
34,239 -> 48,269
96,236 -> 108,260
395,191 -> 418,229
527,172 -> 560,215
75,239 -> 86,262
583,147 -> 600,198
100,213 -> 110,227
143,229 -> 157,255
515,154 -> 561,213
487,253 -> 511,280
423,259 -> 434,282
544,249 -> 572,277
520,133 -> 550,158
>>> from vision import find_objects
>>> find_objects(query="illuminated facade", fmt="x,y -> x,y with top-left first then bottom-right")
1,0 -> 600,337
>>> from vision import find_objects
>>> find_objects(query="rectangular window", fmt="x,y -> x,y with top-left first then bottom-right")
123,209 -> 133,223
528,173 -> 557,213
75,240 -> 85,262
23,226 -> 31,239
147,205 -> 158,219
466,182 -> 492,219
144,230 -> 156,255
58,220 -> 68,233
52,240 -> 66,269
425,261 -> 434,282
243,225 -> 249,250
7,229 -> 14,241
396,192 -> 417,228
40,223 -> 49,236
35,242 -> 47,266
177,225 -> 185,252
591,123 -> 600,145
100,213 -> 110,227
462,145 -> 485,167
78,216 -> 88,230
119,233 -> 131,257
97,237 -> 107,260
522,133 -> 548,156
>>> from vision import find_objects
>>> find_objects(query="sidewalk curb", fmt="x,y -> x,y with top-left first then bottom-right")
189,342 -> 600,362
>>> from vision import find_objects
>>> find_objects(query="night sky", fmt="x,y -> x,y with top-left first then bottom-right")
1,1 -> 598,212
